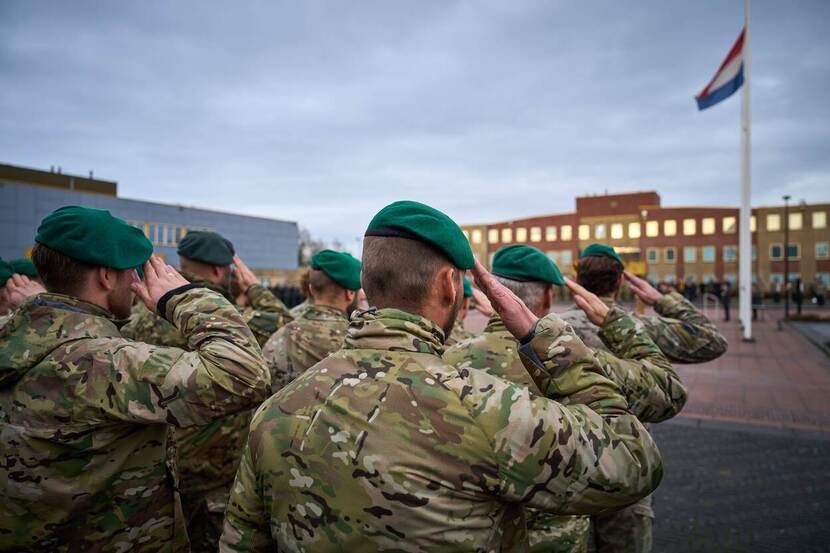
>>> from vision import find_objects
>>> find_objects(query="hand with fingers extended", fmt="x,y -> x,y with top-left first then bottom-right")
471,259 -> 537,339
131,255 -> 190,313
3,274 -> 46,309
233,255 -> 259,293
565,277 -> 610,326
624,271 -> 663,306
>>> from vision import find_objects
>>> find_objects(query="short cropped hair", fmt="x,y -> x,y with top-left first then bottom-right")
361,236 -> 452,311
309,269 -> 344,301
31,243 -> 95,296
576,255 -> 623,297
493,276 -> 549,314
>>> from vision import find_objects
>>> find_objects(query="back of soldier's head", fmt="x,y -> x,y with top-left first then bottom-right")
490,244 -> 562,316
493,276 -> 549,314
576,255 -> 624,297
31,243 -> 95,296
308,269 -> 344,302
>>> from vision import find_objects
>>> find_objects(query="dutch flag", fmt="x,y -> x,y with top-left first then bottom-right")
695,28 -> 746,110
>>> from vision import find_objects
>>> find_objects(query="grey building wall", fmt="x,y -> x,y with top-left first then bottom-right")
0,181 -> 298,270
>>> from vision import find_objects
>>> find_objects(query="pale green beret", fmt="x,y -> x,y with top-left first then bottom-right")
0,258 -> 13,288
365,200 -> 474,270
9,259 -> 38,278
492,244 -> 565,286
580,243 -> 623,266
178,231 -> 235,266
463,276 -> 473,298
311,250 -> 362,290
35,206 -> 153,270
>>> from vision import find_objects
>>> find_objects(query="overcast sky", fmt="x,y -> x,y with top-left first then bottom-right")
2,1 -> 828,252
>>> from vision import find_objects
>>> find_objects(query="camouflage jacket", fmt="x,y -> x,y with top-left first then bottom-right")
444,318 -> 475,347
122,280 -> 291,499
262,304 -> 349,392
220,308 -> 662,552
444,310 -> 683,552
288,299 -> 313,319
559,292 -> 727,364
0,289 -> 269,552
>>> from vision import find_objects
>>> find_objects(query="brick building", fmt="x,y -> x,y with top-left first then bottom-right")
462,191 -> 830,293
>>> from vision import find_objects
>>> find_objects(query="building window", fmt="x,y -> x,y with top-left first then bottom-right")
702,246 -> 715,262
817,242 -> 830,260
471,229 -> 483,244
546,251 -> 559,265
578,224 -> 590,241
646,221 -> 659,237
816,273 -> 830,286
752,245 -> 757,261
789,212 -> 803,231
770,244 -> 782,259
530,227 -> 542,242
546,226 -> 557,241
611,223 -> 624,240
628,222 -> 641,238
770,273 -> 783,284
684,246 -> 697,263
723,245 -> 738,262
723,216 -> 737,234
501,228 -> 512,243
594,224 -> 606,240
516,227 -> 527,242
488,229 -> 499,244
561,225 -> 573,241
702,218 -> 716,235
813,211 -> 827,229
560,250 -> 573,265
766,213 -> 781,231
664,247 -> 676,263
646,248 -> 659,263
787,243 -> 800,259
683,218 -> 697,236
664,220 -> 677,236
702,274 -> 715,284
751,215 -> 757,232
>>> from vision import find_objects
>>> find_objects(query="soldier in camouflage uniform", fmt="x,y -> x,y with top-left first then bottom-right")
120,230 -> 292,552
445,275 -> 475,346
220,201 -> 663,552
0,206 -> 270,551
559,243 -> 728,553
445,245 -> 687,553
288,268 -> 314,318
262,249 -> 361,391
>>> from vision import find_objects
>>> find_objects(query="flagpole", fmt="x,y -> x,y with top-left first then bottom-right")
739,0 -> 753,341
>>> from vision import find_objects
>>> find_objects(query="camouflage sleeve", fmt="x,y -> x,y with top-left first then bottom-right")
243,285 -> 293,346
219,431 -> 272,552
595,307 -> 688,423
120,300 -> 188,349
79,288 -> 270,427
639,291 -> 728,363
260,325 -> 295,391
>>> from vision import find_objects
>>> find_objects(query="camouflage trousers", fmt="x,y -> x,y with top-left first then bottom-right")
588,494 -> 654,553
181,486 -> 229,553
528,512 -> 591,553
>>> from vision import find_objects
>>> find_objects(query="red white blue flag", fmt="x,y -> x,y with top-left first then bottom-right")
695,29 -> 745,110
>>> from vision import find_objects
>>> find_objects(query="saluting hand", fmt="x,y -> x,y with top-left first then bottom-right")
624,271 -> 663,306
471,259 -> 537,339
131,255 -> 190,313
233,255 -> 259,293
3,274 -> 46,309
565,277 -> 610,326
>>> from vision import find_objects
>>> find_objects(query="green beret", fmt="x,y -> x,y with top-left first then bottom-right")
0,258 -> 13,289
462,276 -> 473,298
365,200 -> 474,270
9,258 -> 38,278
580,243 -> 623,266
35,206 -> 153,270
492,244 -> 565,286
311,250 -> 362,290
178,231 -> 235,266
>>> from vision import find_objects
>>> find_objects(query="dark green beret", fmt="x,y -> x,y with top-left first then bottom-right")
365,200 -> 474,270
0,258 -> 13,289
580,243 -> 623,266
492,244 -> 565,286
178,231 -> 235,266
463,276 -> 473,298
10,258 -> 38,278
35,206 -> 153,270
311,249 -> 362,290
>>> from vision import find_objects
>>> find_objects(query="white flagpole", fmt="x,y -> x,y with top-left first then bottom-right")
739,0 -> 753,341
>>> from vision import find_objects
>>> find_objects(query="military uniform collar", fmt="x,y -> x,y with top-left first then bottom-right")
21,293 -> 129,328
343,307 -> 445,356
484,314 -> 508,334
303,303 -> 348,321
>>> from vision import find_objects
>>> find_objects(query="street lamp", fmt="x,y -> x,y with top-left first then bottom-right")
783,195 -> 791,320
